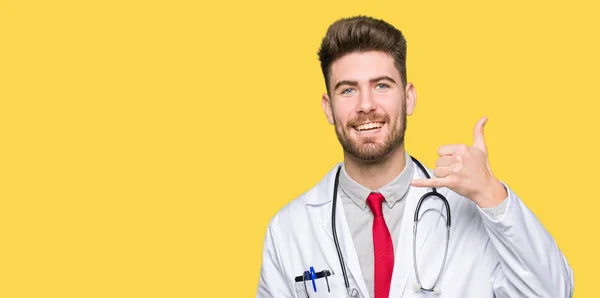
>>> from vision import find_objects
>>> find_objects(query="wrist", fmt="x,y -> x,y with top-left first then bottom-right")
473,179 -> 508,208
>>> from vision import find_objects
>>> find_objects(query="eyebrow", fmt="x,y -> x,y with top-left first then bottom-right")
333,76 -> 397,91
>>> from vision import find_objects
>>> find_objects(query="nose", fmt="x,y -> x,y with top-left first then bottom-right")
357,90 -> 376,113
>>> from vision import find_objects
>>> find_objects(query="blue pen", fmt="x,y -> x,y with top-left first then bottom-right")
309,266 -> 317,292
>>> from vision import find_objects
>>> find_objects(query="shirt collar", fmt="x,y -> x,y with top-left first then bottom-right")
339,151 -> 415,210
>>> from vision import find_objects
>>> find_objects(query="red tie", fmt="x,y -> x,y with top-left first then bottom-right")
367,192 -> 394,298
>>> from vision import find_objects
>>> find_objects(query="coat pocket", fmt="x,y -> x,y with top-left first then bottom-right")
294,274 -> 345,298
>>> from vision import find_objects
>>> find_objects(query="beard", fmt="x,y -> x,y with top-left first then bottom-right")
333,110 -> 406,163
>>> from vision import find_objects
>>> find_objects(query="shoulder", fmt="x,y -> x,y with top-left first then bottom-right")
266,163 -> 341,230
268,189 -> 313,228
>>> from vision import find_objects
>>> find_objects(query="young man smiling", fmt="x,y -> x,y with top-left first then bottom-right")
257,15 -> 574,298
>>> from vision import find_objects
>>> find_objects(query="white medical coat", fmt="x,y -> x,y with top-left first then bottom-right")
256,161 -> 574,297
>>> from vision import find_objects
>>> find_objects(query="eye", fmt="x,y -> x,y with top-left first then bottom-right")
341,88 -> 355,95
375,83 -> 389,90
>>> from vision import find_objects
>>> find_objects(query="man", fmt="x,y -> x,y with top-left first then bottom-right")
256,15 -> 574,298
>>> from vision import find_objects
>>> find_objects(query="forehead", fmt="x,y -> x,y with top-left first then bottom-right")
330,51 -> 400,84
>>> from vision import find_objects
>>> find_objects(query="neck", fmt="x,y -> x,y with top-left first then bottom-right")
343,145 -> 407,190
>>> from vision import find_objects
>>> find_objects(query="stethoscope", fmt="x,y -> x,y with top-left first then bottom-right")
331,156 -> 451,297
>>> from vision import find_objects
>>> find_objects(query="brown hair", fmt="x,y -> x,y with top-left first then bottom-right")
317,15 -> 408,94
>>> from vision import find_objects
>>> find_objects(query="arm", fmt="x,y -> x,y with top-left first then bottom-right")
480,183 -> 574,297
257,222 -> 294,298
410,117 -> 574,297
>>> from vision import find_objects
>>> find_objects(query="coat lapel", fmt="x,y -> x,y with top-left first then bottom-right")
310,164 -> 370,298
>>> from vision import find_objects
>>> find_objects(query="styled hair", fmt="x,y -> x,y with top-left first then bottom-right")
317,15 -> 408,94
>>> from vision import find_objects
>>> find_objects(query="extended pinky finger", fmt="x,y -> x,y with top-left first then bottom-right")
410,177 -> 450,188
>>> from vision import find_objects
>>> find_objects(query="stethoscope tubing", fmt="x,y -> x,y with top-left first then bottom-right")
331,156 -> 452,296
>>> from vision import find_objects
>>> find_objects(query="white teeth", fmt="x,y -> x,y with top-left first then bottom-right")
355,122 -> 383,131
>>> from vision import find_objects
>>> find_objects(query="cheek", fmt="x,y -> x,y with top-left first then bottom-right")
376,93 -> 403,114
333,102 -> 354,123
379,101 -> 402,119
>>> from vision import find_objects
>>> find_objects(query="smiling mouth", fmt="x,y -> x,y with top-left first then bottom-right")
354,122 -> 384,131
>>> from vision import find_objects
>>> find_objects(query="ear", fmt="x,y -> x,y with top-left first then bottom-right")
322,93 -> 334,125
405,82 -> 417,116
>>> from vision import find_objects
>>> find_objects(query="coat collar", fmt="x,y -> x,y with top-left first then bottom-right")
306,162 -> 342,206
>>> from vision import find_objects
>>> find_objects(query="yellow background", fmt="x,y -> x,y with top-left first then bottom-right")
1,0 -> 598,297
